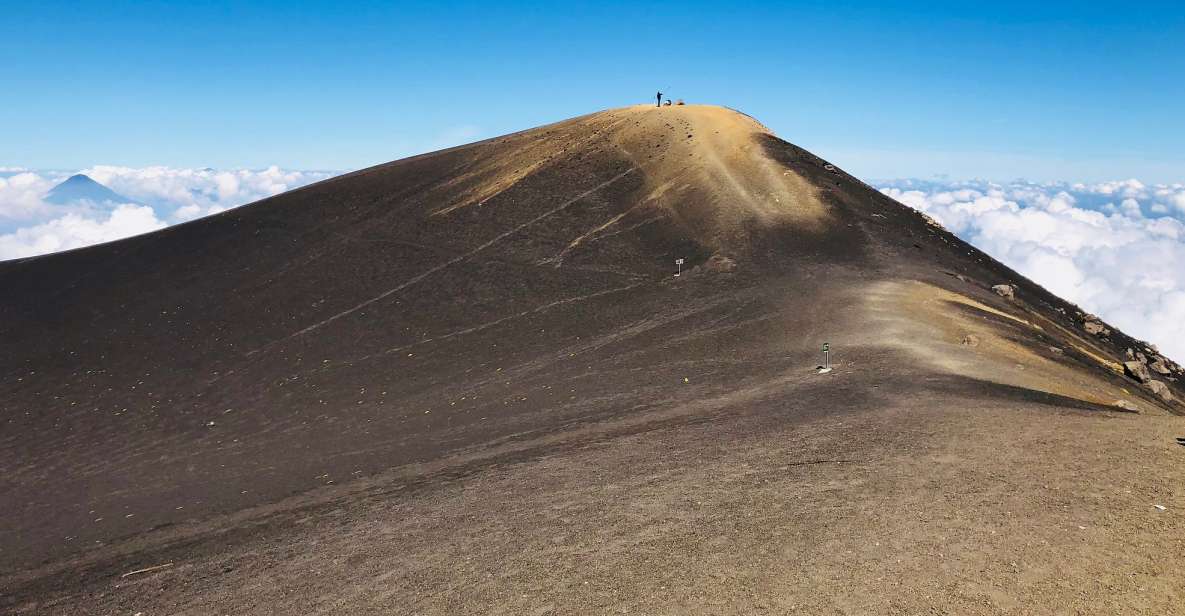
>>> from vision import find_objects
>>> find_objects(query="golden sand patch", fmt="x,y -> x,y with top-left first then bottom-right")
426,105 -> 829,257
605,105 -> 828,254
863,280 -> 1147,411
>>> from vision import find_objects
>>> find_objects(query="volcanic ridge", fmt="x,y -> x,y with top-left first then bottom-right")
2,105 -> 1183,614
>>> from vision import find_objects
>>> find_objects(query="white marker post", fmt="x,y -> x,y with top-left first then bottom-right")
819,342 -> 832,374
675,258 -> 684,277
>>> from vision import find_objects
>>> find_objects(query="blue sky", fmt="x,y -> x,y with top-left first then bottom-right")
3,1 -> 1184,180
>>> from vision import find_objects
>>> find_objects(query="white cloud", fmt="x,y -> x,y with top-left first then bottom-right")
0,166 -> 342,259
0,204 -> 167,260
878,178 -> 1185,363
0,172 -> 58,220
174,203 -> 228,222
79,165 -> 337,220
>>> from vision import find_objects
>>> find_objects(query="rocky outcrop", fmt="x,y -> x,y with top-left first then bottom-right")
1124,361 -> 1152,383
1148,380 -> 1175,403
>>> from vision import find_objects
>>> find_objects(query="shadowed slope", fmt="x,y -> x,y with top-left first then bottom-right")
2,106 -> 1182,612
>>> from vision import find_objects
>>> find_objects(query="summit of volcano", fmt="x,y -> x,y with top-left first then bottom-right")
3,105 -> 1183,614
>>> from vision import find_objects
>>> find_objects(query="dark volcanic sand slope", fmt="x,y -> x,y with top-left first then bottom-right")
2,106 -> 1182,612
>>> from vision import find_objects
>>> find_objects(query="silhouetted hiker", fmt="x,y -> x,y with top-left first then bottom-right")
656,91 -> 662,107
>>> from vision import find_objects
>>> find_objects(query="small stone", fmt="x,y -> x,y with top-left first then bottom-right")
992,284 -> 1015,300
1113,399 -> 1140,412
961,334 -> 980,347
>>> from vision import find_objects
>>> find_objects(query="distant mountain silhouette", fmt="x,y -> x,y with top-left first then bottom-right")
43,173 -> 135,205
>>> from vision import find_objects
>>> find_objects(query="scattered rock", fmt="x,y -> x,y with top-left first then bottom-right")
1154,504 -> 1167,512
1124,361 -> 1152,383
1049,346 -> 1064,354
961,334 -> 980,347
1113,399 -> 1140,412
1083,320 -> 1109,336
992,284 -> 1015,300
1148,380 -> 1175,403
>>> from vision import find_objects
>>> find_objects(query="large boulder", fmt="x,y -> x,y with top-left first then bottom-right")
992,284 -> 1015,300
1124,361 -> 1152,383
1148,380 -> 1175,403
1150,359 -> 1172,375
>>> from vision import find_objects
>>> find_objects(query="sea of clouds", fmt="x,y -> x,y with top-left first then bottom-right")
0,166 -> 337,260
877,178 -> 1185,362
2,167 -> 1183,361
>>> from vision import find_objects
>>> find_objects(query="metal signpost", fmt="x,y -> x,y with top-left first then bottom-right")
675,258 -> 684,277
819,342 -> 832,374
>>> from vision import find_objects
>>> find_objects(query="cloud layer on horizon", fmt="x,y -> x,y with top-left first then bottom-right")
877,178 -> 1185,362
0,204 -> 168,259
0,166 -> 338,260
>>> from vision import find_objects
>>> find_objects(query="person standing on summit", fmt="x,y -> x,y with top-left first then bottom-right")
656,91 -> 662,107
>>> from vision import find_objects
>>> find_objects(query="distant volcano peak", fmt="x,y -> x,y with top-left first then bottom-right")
44,173 -> 135,205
